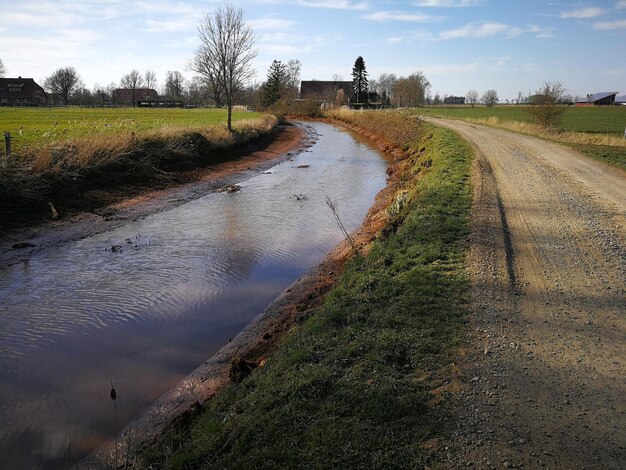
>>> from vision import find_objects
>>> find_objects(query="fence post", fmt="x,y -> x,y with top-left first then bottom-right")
4,131 -> 11,159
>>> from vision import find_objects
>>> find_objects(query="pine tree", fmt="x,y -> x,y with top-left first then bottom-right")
351,56 -> 369,104
262,60 -> 286,107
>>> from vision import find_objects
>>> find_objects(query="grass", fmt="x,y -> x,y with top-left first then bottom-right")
415,105 -> 626,135
0,111 -> 278,224
414,105 -> 626,171
0,106 -> 261,155
144,110 -> 473,469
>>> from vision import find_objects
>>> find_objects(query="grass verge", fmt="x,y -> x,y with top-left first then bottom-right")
144,111 -> 473,468
0,115 -> 278,225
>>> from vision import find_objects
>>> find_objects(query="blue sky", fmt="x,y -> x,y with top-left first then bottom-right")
1,0 -> 625,100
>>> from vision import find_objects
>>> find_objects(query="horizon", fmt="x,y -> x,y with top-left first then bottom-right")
1,0 -> 625,101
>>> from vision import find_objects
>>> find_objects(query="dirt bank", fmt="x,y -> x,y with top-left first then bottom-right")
0,122 -> 308,268
82,120 -> 409,469
426,117 -> 626,469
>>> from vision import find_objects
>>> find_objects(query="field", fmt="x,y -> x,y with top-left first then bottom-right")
414,105 -> 626,135
0,106 -> 262,155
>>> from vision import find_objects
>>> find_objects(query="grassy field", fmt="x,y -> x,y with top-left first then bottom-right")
0,106 -> 261,155
144,111 -> 473,468
414,105 -> 626,135
413,105 -> 626,171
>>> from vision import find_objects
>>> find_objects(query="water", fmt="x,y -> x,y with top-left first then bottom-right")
0,121 -> 389,468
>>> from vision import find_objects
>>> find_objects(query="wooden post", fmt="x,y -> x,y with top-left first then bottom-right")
4,131 -> 10,158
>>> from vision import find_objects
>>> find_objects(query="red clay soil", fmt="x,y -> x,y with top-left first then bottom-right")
83,119 -> 410,469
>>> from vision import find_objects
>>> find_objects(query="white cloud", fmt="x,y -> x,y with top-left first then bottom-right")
412,0 -> 479,6
617,1 -> 626,8
365,11 -> 440,22
144,18 -> 197,32
249,18 -> 296,30
440,22 -> 510,39
593,19 -> 626,29
560,7 -> 607,19
296,0 -> 368,10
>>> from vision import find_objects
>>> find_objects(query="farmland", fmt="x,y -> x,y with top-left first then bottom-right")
414,105 -> 626,135
0,107 -> 262,155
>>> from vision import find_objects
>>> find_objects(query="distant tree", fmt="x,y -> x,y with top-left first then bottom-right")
144,70 -> 157,90
516,91 -> 524,105
192,4 -> 257,131
261,60 -> 286,107
482,89 -> 499,108
466,89 -> 479,107
185,76 -> 207,106
351,56 -> 369,103
335,88 -> 347,106
165,71 -> 185,99
392,72 -> 430,107
432,92 -> 441,105
44,67 -> 82,106
377,73 -> 397,105
284,59 -> 301,102
120,70 -> 144,107
332,73 -> 343,82
527,81 -> 567,129
0,59 -> 6,77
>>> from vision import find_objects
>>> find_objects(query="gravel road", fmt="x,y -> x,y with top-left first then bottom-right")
424,117 -> 625,469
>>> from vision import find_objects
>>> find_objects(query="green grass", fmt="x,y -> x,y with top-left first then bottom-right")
569,143 -> 626,170
144,115 -> 473,469
414,105 -> 626,135
0,107 -> 262,154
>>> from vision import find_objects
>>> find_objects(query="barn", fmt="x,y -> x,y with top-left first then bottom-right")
112,88 -> 159,106
575,92 -> 618,106
299,80 -> 353,103
0,77 -> 47,106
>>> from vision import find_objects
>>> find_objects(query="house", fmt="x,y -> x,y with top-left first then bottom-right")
0,77 -> 47,106
300,80 -> 354,103
575,92 -> 618,106
112,88 -> 158,105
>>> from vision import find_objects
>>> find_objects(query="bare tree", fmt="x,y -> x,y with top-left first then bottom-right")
284,59 -> 301,102
165,71 -> 185,99
120,70 -> 144,107
192,4 -> 257,131
44,67 -> 82,105
0,59 -> 6,77
482,89 -> 499,108
466,89 -> 479,107
144,70 -> 157,90
527,81 -> 567,129
392,72 -> 430,107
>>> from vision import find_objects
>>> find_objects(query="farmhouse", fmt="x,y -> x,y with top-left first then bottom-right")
300,80 -> 353,103
575,92 -> 618,106
0,77 -> 47,106
112,88 -> 158,105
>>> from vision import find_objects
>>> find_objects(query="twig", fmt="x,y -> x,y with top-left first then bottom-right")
325,196 -> 358,254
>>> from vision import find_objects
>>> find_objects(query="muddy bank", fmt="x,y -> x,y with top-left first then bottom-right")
0,123 -> 308,268
83,120 -> 410,469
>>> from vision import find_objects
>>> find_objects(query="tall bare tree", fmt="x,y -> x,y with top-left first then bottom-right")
392,72 -> 430,108
44,67 -> 82,105
192,4 -> 257,131
482,89 -> 499,108
144,70 -> 157,90
0,59 -> 6,77
120,70 -> 143,107
165,71 -> 185,98
466,89 -> 479,107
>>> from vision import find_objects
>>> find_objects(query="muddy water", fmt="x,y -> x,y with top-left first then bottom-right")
0,121 -> 389,469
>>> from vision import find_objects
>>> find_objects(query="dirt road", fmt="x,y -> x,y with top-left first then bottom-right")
424,117 -> 625,469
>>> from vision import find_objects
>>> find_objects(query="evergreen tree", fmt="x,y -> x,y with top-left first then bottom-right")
351,56 -> 369,104
262,60 -> 286,107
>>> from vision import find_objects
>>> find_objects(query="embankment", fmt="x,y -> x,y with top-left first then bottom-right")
128,110 -> 475,469
0,116 -> 280,228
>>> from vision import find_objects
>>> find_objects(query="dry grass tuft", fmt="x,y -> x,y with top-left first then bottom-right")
467,116 -> 626,148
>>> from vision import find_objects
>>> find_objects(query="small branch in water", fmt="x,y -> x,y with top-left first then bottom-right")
110,377 -> 118,468
325,196 -> 358,254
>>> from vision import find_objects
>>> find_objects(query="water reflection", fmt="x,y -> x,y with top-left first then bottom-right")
0,121 -> 389,468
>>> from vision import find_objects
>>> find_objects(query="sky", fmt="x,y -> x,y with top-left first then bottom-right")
1,0 -> 625,101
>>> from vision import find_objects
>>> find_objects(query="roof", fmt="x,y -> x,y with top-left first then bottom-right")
577,91 -> 618,103
0,77 -> 46,100
300,80 -> 353,100
112,88 -> 159,102
616,95 -> 626,103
